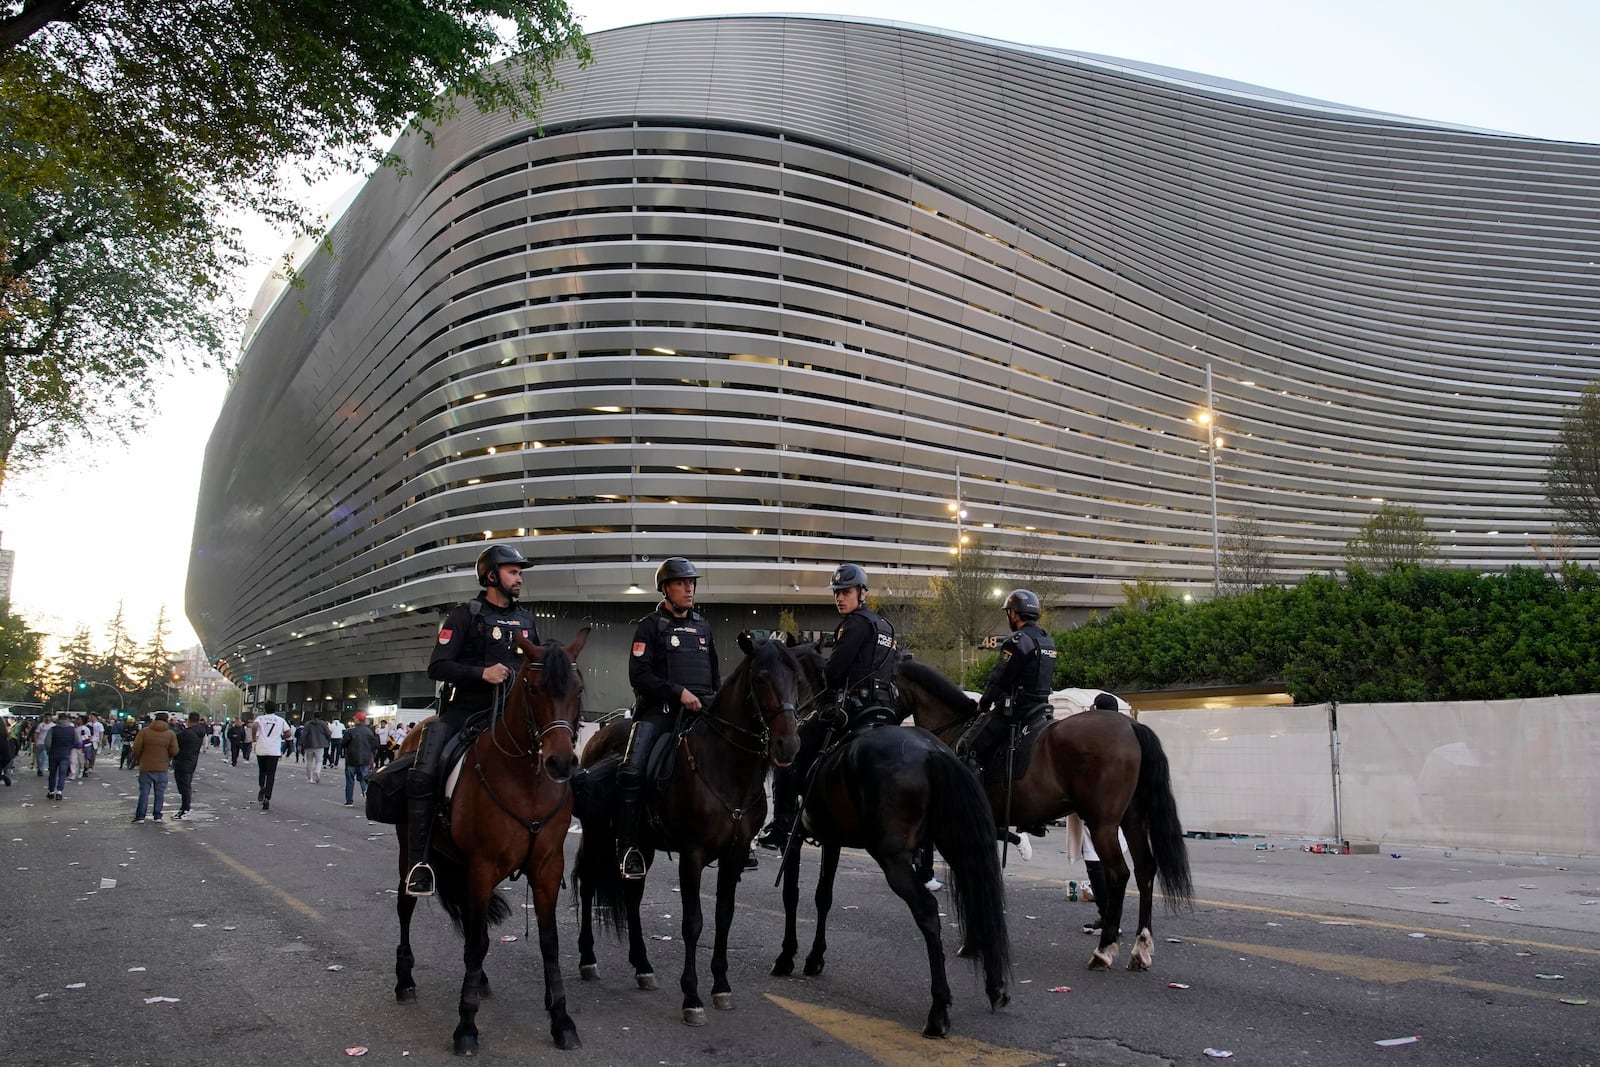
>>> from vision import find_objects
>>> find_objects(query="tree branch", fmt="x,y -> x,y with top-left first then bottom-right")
0,0 -> 90,52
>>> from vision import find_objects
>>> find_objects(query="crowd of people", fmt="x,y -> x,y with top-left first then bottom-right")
0,707 -> 416,820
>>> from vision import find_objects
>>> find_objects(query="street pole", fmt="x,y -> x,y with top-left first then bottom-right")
1206,362 -> 1220,591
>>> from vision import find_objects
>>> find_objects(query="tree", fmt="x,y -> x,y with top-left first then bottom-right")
0,0 -> 588,495
0,598 -> 42,681
1006,530 -> 1066,629
1343,503 -> 1438,574
1218,510 -> 1277,596
129,605 -> 177,712
1545,380 -> 1600,544
914,542 -> 1002,677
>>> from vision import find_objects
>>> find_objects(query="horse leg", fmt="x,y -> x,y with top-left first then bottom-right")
532,843 -> 581,1050
678,852 -> 708,1026
1122,807 -> 1158,971
577,868 -> 599,981
771,837 -> 803,977
395,833 -> 418,1003
451,869 -> 496,1056
1087,820 -> 1129,971
803,842 -> 840,976
709,845 -> 743,1010
875,849 -> 951,1039
625,869 -> 656,990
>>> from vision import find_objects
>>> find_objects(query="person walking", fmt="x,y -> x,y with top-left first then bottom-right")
326,716 -> 345,768
299,716 -> 331,782
226,720 -> 248,765
34,715 -> 52,777
250,703 -> 289,811
404,543 -> 538,896
172,712 -> 208,820
129,712 -> 179,822
341,711 -> 379,807
45,713 -> 77,800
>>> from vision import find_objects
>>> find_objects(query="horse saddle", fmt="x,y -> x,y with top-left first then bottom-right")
985,707 -> 1054,784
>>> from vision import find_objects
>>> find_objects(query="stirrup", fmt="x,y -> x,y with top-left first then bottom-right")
405,862 -> 436,897
619,847 -> 647,881
756,823 -> 791,851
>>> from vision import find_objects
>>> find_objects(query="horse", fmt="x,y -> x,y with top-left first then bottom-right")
392,628 -> 589,1055
775,642 -> 1011,1039
893,659 -> 1193,972
572,630 -> 803,1025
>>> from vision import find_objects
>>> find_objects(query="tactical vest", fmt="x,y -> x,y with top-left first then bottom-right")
835,608 -> 897,691
654,611 -> 717,699
1011,623 -> 1057,708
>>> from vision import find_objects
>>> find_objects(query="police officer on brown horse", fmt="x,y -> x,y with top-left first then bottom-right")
757,563 -> 896,849
617,557 -> 721,880
964,588 -> 1056,772
405,544 -> 538,897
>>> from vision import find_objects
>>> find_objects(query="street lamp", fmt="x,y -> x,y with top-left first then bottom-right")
1195,362 -> 1222,592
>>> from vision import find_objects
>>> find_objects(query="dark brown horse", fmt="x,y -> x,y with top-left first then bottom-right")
894,660 -> 1192,972
573,631 -> 802,1025
394,628 -> 589,1055
778,642 -> 1011,1038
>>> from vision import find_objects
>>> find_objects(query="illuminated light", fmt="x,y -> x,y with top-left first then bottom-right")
992,587 -> 1003,596
466,478 -> 480,485
947,502 -> 959,512
1213,437 -> 1224,449
651,347 -> 677,355
532,441 -> 543,448
948,547 -> 959,555
1182,593 -> 1194,602
483,530 -> 492,538
960,535 -> 970,544
1371,497 -> 1384,503
594,405 -> 623,413
516,528 -> 526,536
958,509 -> 968,519
751,529 -> 761,535
625,584 -> 644,595
487,446 -> 496,454
670,499 -> 678,505
734,467 -> 741,472
1196,411 -> 1212,425
472,393 -> 487,400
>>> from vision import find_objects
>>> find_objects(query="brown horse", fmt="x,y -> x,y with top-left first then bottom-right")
393,628 -> 589,1055
894,660 -> 1192,972
573,631 -> 803,1025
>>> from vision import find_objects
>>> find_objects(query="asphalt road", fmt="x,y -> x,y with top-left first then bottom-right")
3,750 -> 1597,1066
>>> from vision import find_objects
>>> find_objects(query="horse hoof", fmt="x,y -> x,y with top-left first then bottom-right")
453,1035 -> 478,1056
1088,951 -> 1113,971
989,989 -> 1010,1010
771,958 -> 794,977
683,1007 -> 706,1026
921,1009 -> 950,1039
803,957 -> 825,977
713,992 -> 734,1011
636,973 -> 658,991
1128,954 -> 1151,972
579,964 -> 600,982
395,986 -> 416,1004
955,942 -> 979,959
554,1027 -> 581,1051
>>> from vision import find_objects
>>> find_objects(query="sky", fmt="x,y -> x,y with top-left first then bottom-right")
3,0 -> 1597,659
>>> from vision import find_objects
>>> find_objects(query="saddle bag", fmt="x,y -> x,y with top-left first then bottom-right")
365,751 -> 416,824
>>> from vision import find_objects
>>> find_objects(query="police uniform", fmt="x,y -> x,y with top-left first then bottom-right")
615,602 -> 721,877
824,606 -> 897,720
969,621 -> 1057,766
428,594 -> 540,727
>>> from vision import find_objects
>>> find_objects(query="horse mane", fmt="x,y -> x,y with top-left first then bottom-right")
898,659 -> 975,714
538,641 -> 575,698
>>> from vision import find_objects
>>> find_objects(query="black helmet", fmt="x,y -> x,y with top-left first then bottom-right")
476,544 -> 531,587
655,556 -> 701,591
829,563 -> 869,592
1003,589 -> 1041,620
1092,692 -> 1120,712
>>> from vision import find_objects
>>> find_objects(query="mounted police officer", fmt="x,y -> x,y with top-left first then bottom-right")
404,544 -> 538,897
964,588 -> 1056,772
617,557 -> 721,880
757,563 -> 896,850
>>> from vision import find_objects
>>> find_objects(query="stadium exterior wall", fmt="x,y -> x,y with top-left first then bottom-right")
186,15 -> 1600,715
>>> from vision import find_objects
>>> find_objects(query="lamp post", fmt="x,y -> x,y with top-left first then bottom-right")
947,464 -> 971,676
1196,362 -> 1222,592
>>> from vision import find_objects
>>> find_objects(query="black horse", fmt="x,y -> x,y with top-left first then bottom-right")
773,643 -> 1011,1039
573,631 -> 802,1025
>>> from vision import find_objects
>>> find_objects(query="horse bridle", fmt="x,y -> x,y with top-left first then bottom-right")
694,666 -> 798,758
482,661 -> 580,776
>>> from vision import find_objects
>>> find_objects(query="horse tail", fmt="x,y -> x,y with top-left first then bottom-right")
571,775 -> 629,935
1131,719 -> 1194,909
928,749 -> 1013,989
432,854 -> 512,933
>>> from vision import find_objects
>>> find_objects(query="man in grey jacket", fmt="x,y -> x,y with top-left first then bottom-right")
340,711 -> 379,807
300,716 -> 332,782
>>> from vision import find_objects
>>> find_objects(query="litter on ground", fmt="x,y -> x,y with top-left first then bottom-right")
1374,1036 -> 1420,1047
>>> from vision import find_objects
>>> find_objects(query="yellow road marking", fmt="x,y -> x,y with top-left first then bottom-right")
765,994 -> 1045,1067
199,842 -> 323,923
1188,897 -> 1600,956
1189,936 -> 1594,1006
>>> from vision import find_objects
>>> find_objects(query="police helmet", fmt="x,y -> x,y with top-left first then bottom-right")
655,556 -> 701,591
1003,588 -> 1042,620
476,544 -> 532,587
829,563 -> 869,592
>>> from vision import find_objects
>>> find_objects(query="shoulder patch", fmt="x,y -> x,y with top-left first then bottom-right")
437,628 -> 453,645
632,641 -> 647,657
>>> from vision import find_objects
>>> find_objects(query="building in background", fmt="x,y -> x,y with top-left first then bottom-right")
0,531 -> 14,604
187,16 -> 1600,714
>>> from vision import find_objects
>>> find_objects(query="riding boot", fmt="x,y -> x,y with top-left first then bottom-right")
757,767 -> 798,850
404,776 -> 438,896
615,783 -> 646,880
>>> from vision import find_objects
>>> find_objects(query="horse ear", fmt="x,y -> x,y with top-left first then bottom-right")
737,630 -> 755,655
567,626 -> 592,659
525,638 -> 546,663
782,629 -> 798,647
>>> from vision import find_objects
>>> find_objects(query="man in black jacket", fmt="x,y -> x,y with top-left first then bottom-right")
172,712 -> 209,820
46,713 -> 77,800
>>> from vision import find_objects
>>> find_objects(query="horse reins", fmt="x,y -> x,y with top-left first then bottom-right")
681,664 -> 797,823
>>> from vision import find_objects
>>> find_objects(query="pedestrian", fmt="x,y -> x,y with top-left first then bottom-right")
33,715 -> 52,777
107,716 -> 122,751
46,713 -> 77,800
0,719 -> 15,787
300,715 -> 331,782
129,711 -> 179,822
172,712 -> 208,820
250,703 -> 289,811
227,719 -> 249,765
615,556 -> 720,879
326,716 -> 345,768
404,543 -> 538,896
341,711 -> 379,807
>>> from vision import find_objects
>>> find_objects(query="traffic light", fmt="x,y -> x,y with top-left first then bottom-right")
76,680 -> 87,690
243,675 -> 253,682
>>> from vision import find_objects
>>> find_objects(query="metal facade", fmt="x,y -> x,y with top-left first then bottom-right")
187,16 -> 1600,704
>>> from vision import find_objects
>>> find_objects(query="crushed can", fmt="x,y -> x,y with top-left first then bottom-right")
1068,880 -> 1079,901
